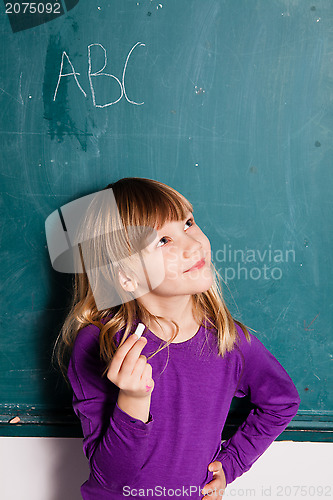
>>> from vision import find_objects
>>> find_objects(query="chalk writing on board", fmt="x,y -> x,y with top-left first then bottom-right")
304,314 -> 320,331
53,41 -> 145,107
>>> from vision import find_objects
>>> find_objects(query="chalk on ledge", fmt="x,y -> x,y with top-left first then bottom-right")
9,416 -> 21,424
133,323 -> 145,339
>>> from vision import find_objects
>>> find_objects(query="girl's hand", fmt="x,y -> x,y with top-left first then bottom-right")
201,461 -> 226,499
107,331 -> 154,399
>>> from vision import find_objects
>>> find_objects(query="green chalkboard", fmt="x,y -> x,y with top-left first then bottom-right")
1,0 -> 332,440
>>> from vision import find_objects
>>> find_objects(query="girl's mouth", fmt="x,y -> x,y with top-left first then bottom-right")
185,258 -> 206,272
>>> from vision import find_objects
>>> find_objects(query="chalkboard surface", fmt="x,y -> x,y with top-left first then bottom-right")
1,0 -> 332,440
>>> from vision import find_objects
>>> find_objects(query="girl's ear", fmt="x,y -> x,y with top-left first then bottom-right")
118,269 -> 138,292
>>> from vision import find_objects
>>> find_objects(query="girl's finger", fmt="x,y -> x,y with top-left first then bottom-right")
201,478 -> 223,497
131,354 -> 149,379
108,333 -> 145,378
202,488 -> 219,500
118,337 -> 147,376
208,461 -> 223,473
141,360 -> 152,380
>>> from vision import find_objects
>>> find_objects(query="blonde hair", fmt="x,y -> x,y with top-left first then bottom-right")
52,177 -> 250,383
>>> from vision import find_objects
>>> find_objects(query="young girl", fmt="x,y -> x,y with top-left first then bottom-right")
53,177 -> 300,500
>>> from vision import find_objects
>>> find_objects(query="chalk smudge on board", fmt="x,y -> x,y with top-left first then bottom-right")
43,34 -> 90,151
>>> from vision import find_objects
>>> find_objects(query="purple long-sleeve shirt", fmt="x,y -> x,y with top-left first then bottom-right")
67,319 -> 300,499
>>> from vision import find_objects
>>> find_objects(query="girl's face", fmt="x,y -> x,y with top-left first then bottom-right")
136,211 -> 213,298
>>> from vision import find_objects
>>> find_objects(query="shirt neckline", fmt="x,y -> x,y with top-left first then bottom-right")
144,322 -> 203,346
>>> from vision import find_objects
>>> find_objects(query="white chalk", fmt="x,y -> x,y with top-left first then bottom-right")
9,416 -> 21,424
133,322 -> 145,339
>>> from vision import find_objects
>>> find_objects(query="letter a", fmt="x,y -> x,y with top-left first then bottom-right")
53,51 -> 87,101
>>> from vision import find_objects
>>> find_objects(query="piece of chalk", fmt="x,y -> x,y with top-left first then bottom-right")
133,323 -> 145,339
9,416 -> 21,424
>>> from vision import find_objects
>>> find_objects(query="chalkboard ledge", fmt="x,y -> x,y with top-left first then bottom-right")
0,405 -> 332,441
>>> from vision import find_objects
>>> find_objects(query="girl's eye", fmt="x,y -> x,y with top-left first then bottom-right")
156,218 -> 195,248
185,218 -> 194,229
156,236 -> 169,248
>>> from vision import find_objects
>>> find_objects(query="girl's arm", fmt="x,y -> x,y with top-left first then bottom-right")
67,323 -> 154,491
216,327 -> 301,486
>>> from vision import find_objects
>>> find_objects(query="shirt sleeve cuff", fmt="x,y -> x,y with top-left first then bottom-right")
112,402 -> 154,431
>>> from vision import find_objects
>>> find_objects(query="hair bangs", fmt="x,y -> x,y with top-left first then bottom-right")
107,177 -> 193,231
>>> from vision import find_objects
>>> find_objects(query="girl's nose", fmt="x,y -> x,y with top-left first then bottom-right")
182,236 -> 202,259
